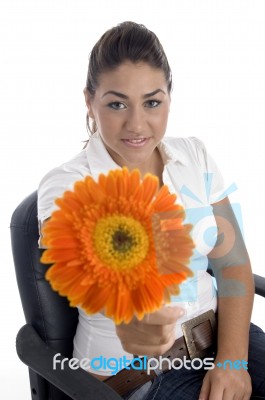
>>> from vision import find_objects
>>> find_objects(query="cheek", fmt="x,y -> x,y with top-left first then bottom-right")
94,111 -> 113,133
96,110 -> 121,129
152,110 -> 169,132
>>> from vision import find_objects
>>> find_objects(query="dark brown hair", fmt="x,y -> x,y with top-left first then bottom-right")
85,21 -> 172,136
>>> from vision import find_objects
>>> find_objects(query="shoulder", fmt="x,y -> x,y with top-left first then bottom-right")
161,136 -> 208,167
163,136 -> 206,151
162,136 -> 226,203
39,149 -> 89,188
38,149 -> 90,222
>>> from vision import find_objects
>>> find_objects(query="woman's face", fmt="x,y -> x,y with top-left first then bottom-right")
84,62 -> 171,171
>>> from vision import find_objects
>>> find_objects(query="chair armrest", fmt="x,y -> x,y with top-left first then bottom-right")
253,273 -> 265,298
16,324 -> 122,400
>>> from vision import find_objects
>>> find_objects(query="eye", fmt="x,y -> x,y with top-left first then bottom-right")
145,100 -> 161,108
108,102 -> 126,110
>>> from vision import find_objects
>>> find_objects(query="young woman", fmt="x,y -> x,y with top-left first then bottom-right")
38,21 -> 265,399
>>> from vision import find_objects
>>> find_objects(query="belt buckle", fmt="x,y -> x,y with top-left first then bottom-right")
181,309 -> 216,360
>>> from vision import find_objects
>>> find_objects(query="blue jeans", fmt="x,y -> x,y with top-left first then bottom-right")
123,323 -> 265,400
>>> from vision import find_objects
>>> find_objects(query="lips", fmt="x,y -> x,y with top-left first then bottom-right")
121,138 -> 150,148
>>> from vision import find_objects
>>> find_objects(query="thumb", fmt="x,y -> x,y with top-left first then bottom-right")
198,372 -> 211,400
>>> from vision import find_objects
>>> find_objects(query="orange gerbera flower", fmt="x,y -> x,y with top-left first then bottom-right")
41,168 -> 194,324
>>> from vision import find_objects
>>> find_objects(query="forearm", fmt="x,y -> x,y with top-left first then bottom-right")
215,262 -> 255,360
209,196 -> 255,361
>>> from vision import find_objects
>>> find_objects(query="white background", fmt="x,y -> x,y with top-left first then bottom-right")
1,0 -> 265,398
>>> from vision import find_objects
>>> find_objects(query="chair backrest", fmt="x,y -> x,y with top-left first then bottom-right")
10,191 -> 79,400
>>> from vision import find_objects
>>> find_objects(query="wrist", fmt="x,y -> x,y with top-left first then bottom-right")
215,349 -> 248,363
214,353 -> 249,372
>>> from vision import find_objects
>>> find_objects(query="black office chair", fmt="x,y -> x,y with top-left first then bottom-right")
10,191 -> 122,400
10,191 -> 265,400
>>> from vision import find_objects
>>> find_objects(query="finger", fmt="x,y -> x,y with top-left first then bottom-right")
198,373 -> 211,400
242,392 -> 251,400
222,388 -> 231,400
118,334 -> 177,356
117,322 -> 176,344
208,383 -> 224,400
237,387 -> 251,400
140,305 -> 184,325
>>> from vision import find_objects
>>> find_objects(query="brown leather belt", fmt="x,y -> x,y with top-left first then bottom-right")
104,310 -> 217,398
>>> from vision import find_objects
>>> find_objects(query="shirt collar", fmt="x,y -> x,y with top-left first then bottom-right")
85,132 -> 121,180
86,132 -> 189,179
158,138 -> 189,166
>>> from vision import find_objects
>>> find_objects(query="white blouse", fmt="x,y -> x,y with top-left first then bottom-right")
38,132 -> 226,376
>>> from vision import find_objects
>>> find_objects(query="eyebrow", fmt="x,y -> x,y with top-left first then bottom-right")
102,89 -> 166,99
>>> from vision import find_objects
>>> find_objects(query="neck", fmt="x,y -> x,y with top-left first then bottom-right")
130,148 -> 164,187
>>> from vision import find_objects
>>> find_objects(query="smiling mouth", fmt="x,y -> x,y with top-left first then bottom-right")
121,138 -> 150,147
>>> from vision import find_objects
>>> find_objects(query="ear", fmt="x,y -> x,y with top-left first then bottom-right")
83,88 -> 94,119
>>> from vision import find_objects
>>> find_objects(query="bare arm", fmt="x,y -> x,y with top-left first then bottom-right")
209,196 -> 254,360
199,196 -> 254,400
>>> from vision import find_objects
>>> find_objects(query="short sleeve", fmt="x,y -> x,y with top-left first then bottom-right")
189,137 -> 226,204
38,167 -> 80,223
37,151 -> 90,223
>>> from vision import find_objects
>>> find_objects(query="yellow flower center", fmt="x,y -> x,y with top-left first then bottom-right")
93,215 -> 149,271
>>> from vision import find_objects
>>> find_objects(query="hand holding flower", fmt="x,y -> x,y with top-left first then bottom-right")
116,305 -> 185,355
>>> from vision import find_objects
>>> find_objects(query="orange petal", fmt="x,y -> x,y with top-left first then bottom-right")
141,174 -> 158,204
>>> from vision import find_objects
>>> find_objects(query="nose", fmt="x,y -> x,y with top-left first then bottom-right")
125,107 -> 144,134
